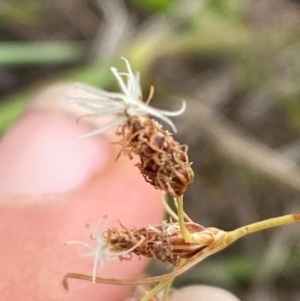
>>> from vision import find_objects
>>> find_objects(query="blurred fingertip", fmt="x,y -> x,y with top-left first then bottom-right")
0,83 -> 111,196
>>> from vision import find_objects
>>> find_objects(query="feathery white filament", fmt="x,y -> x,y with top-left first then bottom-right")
66,216 -> 145,282
65,57 -> 186,137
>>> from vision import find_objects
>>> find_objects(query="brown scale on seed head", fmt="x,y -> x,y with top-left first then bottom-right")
104,221 -> 212,266
115,115 -> 194,197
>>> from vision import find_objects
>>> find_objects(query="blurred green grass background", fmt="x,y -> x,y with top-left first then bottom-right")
1,1 -> 300,300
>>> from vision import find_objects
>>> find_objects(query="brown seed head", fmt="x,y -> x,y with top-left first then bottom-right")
116,115 -> 194,197
104,221 -> 213,266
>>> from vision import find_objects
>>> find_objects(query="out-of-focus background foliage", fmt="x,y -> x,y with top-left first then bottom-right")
1,0 -> 300,300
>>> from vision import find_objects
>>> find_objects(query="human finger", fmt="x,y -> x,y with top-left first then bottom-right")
0,84 -> 164,301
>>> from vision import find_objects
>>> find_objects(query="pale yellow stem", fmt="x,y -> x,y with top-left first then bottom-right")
177,195 -> 198,243
162,279 -> 173,301
173,197 -> 193,222
226,213 -> 300,245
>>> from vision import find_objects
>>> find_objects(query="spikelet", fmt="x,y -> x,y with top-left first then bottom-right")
105,221 -> 213,266
116,116 -> 194,197
65,218 -> 214,285
66,58 -> 194,196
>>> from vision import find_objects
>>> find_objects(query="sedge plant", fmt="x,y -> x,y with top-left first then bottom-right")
64,58 -> 300,301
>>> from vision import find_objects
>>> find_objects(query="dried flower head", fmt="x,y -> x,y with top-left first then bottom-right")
63,217 -> 223,293
67,218 -> 214,283
116,116 -> 194,197
66,58 -> 194,196
105,220 -> 213,266
65,217 -> 218,285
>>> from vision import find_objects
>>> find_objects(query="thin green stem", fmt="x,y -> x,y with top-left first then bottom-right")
226,213 -> 300,245
177,195 -> 198,243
